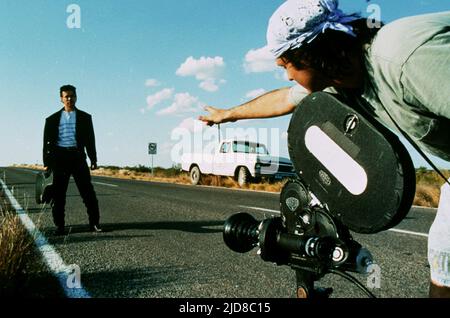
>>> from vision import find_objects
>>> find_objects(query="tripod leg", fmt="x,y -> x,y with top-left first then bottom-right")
295,270 -> 333,298
295,270 -> 315,298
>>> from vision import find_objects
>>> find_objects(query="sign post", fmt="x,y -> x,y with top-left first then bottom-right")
148,142 -> 157,176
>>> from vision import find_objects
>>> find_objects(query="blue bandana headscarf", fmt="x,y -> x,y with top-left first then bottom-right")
267,0 -> 361,58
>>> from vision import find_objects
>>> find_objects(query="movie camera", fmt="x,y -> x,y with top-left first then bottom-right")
223,92 -> 416,298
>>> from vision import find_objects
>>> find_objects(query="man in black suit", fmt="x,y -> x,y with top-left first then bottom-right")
43,84 -> 102,235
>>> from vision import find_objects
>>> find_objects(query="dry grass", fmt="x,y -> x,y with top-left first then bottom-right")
13,164 -> 449,207
414,184 -> 441,208
0,207 -> 34,294
413,168 -> 449,208
195,174 -> 286,191
0,188 -> 64,297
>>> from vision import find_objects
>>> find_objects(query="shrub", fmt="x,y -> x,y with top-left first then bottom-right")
0,211 -> 34,295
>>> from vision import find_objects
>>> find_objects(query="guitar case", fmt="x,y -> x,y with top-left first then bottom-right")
35,170 -> 54,204
287,92 -> 416,234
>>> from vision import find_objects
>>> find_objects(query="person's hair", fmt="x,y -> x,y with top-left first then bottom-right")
280,18 -> 383,80
60,84 -> 77,97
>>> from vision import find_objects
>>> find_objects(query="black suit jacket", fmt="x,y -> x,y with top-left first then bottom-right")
43,107 -> 97,167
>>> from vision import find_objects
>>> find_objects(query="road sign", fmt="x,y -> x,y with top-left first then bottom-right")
148,143 -> 157,155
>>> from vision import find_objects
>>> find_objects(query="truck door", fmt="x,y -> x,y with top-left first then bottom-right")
213,142 -> 233,176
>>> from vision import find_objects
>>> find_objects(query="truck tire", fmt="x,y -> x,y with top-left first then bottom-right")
190,166 -> 202,185
237,167 -> 249,187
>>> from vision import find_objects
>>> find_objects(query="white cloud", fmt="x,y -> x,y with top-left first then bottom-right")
199,79 -> 219,92
176,56 -> 225,80
157,92 -> 205,116
176,56 -> 226,92
244,46 -> 277,73
245,88 -> 267,100
145,88 -> 174,110
145,79 -> 161,87
173,117 -> 205,134
275,70 -> 289,81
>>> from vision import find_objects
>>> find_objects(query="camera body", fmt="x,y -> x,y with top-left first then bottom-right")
224,177 -> 372,278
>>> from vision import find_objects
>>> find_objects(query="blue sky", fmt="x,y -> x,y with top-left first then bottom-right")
1,0 -> 449,169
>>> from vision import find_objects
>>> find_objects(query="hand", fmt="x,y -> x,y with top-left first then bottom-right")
90,162 -> 98,170
44,166 -> 52,177
198,106 -> 231,126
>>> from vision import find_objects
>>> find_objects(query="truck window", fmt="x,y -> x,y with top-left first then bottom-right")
256,145 -> 269,155
232,141 -> 269,155
220,142 -> 231,153
232,142 -> 246,153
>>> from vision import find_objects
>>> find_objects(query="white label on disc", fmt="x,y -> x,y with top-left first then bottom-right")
305,126 -> 367,195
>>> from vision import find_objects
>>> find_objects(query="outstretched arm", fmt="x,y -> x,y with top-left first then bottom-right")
199,87 -> 298,126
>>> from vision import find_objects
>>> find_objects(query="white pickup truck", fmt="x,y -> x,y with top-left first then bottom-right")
181,139 -> 296,186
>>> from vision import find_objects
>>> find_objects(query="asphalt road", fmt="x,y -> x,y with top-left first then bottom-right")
0,167 -> 436,298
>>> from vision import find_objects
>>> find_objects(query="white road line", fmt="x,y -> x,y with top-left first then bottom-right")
238,205 -> 428,238
92,181 -> 119,188
0,178 -> 91,298
387,228 -> 428,238
238,205 -> 280,214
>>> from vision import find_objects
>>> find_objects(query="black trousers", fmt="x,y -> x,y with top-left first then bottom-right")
51,148 -> 100,228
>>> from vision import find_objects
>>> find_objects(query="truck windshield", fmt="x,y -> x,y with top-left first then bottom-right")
232,141 -> 268,155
